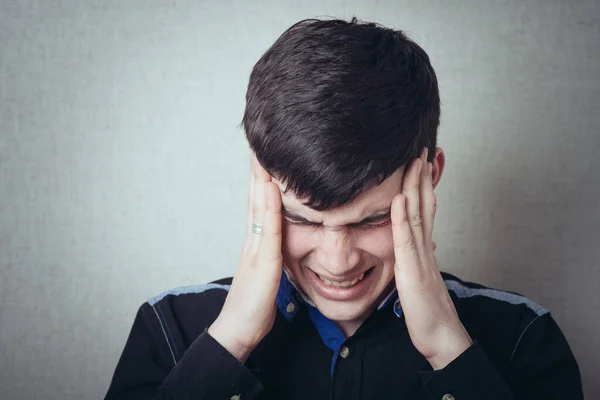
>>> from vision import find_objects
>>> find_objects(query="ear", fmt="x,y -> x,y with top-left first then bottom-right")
431,147 -> 445,189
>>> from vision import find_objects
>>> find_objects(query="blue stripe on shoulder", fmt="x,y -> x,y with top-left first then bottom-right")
147,283 -> 231,306
444,279 -> 549,316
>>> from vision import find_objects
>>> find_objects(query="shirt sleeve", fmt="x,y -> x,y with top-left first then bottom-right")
104,304 -> 264,400
419,342 -> 514,400
418,313 -> 583,400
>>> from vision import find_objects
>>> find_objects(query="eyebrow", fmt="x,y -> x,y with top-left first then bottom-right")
281,206 -> 391,226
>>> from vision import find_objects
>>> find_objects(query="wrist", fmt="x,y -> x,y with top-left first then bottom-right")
427,332 -> 473,370
208,320 -> 255,364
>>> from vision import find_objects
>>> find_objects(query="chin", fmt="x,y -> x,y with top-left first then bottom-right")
312,299 -> 373,323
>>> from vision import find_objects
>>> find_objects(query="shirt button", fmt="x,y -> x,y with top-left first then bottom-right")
231,395 -> 242,400
286,302 -> 295,313
339,346 -> 351,358
442,394 -> 455,400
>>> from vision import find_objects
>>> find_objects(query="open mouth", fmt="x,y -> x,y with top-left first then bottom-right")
315,266 -> 375,288
306,266 -> 376,301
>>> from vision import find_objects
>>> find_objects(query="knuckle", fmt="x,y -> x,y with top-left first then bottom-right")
252,210 -> 263,220
410,214 -> 422,227
254,199 -> 265,211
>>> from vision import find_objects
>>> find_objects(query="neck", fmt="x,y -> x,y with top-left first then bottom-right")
336,319 -> 364,338
337,279 -> 397,337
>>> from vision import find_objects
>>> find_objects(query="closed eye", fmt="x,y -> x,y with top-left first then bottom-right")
286,217 -> 391,229
349,217 -> 391,229
285,219 -> 320,227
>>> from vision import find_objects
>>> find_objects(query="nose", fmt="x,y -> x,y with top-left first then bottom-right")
315,227 -> 360,276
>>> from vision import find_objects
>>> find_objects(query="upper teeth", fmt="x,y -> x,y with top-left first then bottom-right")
319,272 -> 364,287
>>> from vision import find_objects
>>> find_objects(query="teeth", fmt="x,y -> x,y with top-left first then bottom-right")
318,273 -> 364,288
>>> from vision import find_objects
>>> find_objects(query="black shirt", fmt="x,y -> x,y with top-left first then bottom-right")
104,271 -> 583,399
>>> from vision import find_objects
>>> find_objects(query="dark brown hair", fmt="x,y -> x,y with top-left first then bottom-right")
243,17 -> 440,210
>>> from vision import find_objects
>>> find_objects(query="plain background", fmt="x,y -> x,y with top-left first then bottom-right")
1,0 -> 598,398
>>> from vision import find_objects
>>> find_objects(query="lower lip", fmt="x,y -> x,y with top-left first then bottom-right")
306,267 -> 374,301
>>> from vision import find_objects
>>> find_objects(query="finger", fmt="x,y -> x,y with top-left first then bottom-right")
420,159 -> 436,251
402,155 -> 426,261
251,156 -> 269,250
391,194 -> 422,277
256,183 -> 283,276
251,155 -> 273,247
253,153 -> 272,182
243,154 -> 256,252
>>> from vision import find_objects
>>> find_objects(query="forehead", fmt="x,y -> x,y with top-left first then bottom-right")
273,168 -> 405,223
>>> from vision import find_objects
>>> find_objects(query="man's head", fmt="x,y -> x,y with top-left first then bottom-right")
242,18 -> 444,332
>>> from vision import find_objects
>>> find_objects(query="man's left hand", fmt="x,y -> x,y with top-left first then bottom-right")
391,147 -> 473,370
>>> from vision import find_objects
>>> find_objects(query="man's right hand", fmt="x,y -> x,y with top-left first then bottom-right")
207,153 -> 283,363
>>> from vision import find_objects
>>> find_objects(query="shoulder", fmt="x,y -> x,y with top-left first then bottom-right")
440,271 -> 553,363
439,272 -> 582,389
146,277 -> 233,310
441,271 -> 548,317
108,278 -> 235,376
139,277 -> 233,350
442,272 -> 559,363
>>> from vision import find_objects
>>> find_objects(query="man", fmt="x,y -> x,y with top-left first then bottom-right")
104,18 -> 583,399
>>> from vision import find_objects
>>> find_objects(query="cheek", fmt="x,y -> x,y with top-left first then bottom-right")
357,226 -> 395,259
282,225 -> 395,264
282,225 -> 316,261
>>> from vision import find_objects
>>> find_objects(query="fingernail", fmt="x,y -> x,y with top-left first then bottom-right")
423,147 -> 428,161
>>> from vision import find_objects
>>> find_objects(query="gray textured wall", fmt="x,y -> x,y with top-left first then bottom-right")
1,1 -> 598,398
